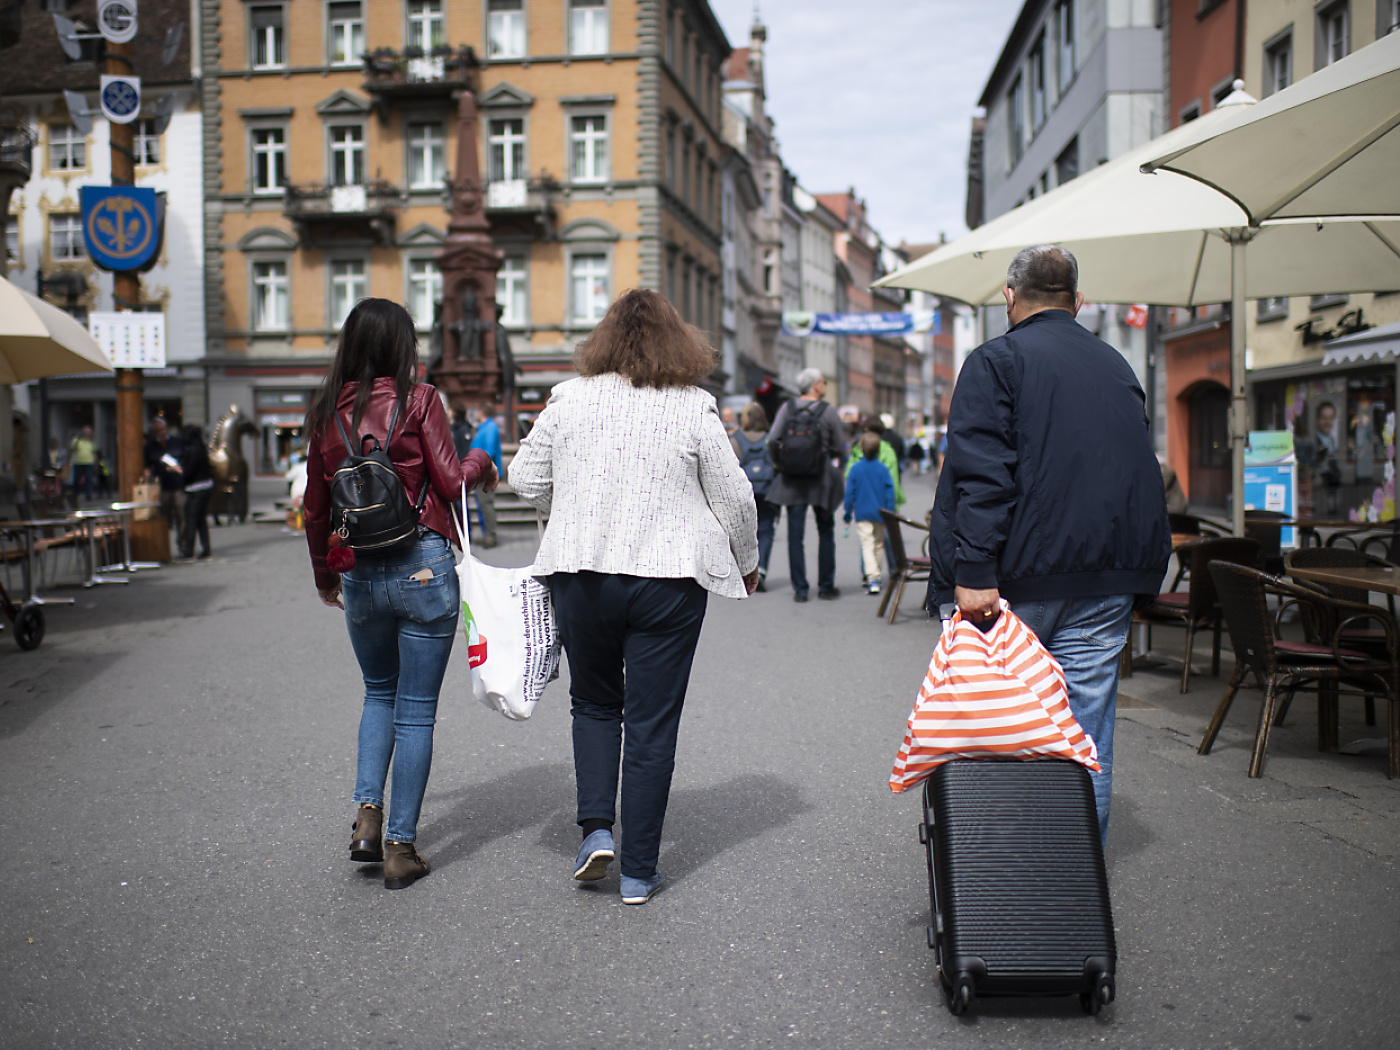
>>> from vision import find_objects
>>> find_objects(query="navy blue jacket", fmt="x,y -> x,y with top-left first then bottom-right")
843,457 -> 895,523
926,309 -> 1170,610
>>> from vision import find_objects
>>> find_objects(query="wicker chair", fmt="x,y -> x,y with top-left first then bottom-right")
876,510 -> 931,625
1166,513 -> 1226,590
1200,561 -> 1399,779
1134,536 -> 1260,693
1285,547 -> 1398,728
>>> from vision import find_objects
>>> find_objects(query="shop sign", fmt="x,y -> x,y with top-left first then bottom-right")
81,186 -> 161,271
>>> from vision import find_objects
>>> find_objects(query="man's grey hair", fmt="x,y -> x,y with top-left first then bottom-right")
796,368 -> 824,395
1006,244 -> 1079,302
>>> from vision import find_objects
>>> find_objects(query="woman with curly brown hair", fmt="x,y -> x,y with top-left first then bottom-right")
509,288 -> 759,905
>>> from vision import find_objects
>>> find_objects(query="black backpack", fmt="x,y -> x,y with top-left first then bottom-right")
734,431 -> 775,496
771,399 -> 829,479
329,403 -> 427,556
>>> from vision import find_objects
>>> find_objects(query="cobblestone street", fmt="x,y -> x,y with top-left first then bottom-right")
1,477 -> 1398,1049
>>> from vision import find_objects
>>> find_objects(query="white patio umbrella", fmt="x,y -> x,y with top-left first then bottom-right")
1142,29 -> 1400,226
879,60 -> 1400,533
0,275 -> 112,383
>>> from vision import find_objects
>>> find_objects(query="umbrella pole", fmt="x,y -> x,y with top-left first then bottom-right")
1230,233 -> 1248,538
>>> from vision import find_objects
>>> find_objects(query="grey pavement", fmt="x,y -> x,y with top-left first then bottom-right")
1,473 -> 1398,1049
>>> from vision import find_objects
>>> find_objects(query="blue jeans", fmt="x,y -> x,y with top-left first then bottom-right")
786,503 -> 836,595
1009,594 -> 1134,845
341,532 -> 459,843
550,572 -> 708,880
755,497 -> 779,576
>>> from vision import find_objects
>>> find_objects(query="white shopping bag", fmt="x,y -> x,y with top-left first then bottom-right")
455,483 -> 562,720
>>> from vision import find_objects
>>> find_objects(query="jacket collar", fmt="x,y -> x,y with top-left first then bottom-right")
1008,308 -> 1076,334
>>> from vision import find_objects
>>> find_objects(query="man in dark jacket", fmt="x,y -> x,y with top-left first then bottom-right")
926,245 -> 1170,842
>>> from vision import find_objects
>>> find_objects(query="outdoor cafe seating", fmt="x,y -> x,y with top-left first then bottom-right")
876,509 -> 931,626
1201,561 -> 1400,780
1131,536 -> 1260,693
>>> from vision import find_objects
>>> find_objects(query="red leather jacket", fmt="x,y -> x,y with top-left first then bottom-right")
304,378 -> 495,590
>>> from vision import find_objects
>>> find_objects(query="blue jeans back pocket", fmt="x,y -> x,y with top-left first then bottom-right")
342,576 -> 375,627
396,569 -> 459,624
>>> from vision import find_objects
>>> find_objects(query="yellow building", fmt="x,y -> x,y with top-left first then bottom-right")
203,0 -> 728,471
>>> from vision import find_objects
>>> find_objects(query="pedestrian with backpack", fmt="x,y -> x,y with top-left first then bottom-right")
765,368 -> 846,601
731,401 -> 778,592
302,298 -> 499,890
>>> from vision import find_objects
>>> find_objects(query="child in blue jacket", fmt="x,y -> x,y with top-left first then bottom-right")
844,432 -> 896,594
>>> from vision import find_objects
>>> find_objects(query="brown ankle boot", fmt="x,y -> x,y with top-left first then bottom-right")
349,804 -> 383,863
383,840 -> 430,890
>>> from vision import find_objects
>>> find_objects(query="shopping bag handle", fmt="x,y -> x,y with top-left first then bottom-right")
458,479 -> 472,556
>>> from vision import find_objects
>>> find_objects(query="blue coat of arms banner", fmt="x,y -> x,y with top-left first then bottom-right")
81,186 -> 160,272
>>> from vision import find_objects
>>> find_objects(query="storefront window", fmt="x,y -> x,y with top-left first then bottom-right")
1255,369 -> 1396,521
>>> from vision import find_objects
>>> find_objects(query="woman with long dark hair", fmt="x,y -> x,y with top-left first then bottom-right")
303,298 -> 498,890
509,289 -> 759,905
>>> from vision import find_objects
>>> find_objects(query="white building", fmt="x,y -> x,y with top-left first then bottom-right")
969,0 -> 1162,414
791,185 -> 841,393
1,0 -> 205,478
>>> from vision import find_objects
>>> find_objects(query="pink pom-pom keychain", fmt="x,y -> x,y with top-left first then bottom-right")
326,528 -> 356,572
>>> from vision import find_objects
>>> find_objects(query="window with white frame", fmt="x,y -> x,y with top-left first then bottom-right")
665,6 -> 674,65
328,2 -> 365,66
252,127 -> 288,192
134,118 -> 161,165
1265,32 -> 1292,96
408,122 -> 445,188
1318,2 -> 1349,68
570,115 -> 608,183
488,118 -> 526,182
762,248 -> 775,294
330,125 -> 365,186
571,0 -> 608,55
1029,35 -> 1047,132
49,213 -> 85,260
6,215 -> 19,262
1257,296 -> 1288,322
407,0 -> 445,50
498,255 -> 528,326
1055,0 -> 1075,93
1388,0 -> 1400,35
665,125 -> 676,186
250,5 -> 285,69
49,124 -> 85,171
681,139 -> 691,202
570,253 -> 609,323
488,0 -> 525,58
253,260 -> 290,330
407,258 -> 442,329
331,259 -> 367,328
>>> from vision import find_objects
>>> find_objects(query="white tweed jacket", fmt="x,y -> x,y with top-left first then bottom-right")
508,373 -> 760,598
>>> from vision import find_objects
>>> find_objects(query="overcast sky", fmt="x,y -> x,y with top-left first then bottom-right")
708,0 -> 1024,247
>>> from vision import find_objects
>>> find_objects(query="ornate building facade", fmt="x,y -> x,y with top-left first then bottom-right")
202,0 -> 728,472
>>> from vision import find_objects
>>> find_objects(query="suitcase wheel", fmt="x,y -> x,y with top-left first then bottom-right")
946,973 -> 974,1016
918,823 -> 929,844
1080,973 -> 1114,1015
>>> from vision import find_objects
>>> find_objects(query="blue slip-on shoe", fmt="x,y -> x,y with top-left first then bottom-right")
573,829 -> 615,881
620,872 -> 665,905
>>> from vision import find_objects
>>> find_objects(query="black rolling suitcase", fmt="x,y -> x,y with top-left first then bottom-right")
918,758 -> 1116,1015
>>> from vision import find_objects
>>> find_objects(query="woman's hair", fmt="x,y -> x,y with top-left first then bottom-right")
860,431 -> 882,459
573,288 -> 716,388
740,401 -> 769,432
305,298 -> 419,437
863,416 -> 885,434
180,424 -> 204,446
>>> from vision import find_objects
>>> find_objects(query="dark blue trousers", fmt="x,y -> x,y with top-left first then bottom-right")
549,572 -> 708,879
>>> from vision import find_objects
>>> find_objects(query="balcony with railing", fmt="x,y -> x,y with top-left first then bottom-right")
0,123 -> 36,188
283,180 -> 401,246
362,46 -> 476,114
485,175 -> 560,237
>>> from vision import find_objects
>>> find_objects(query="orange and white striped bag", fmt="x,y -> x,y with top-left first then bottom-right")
889,603 -> 1099,793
